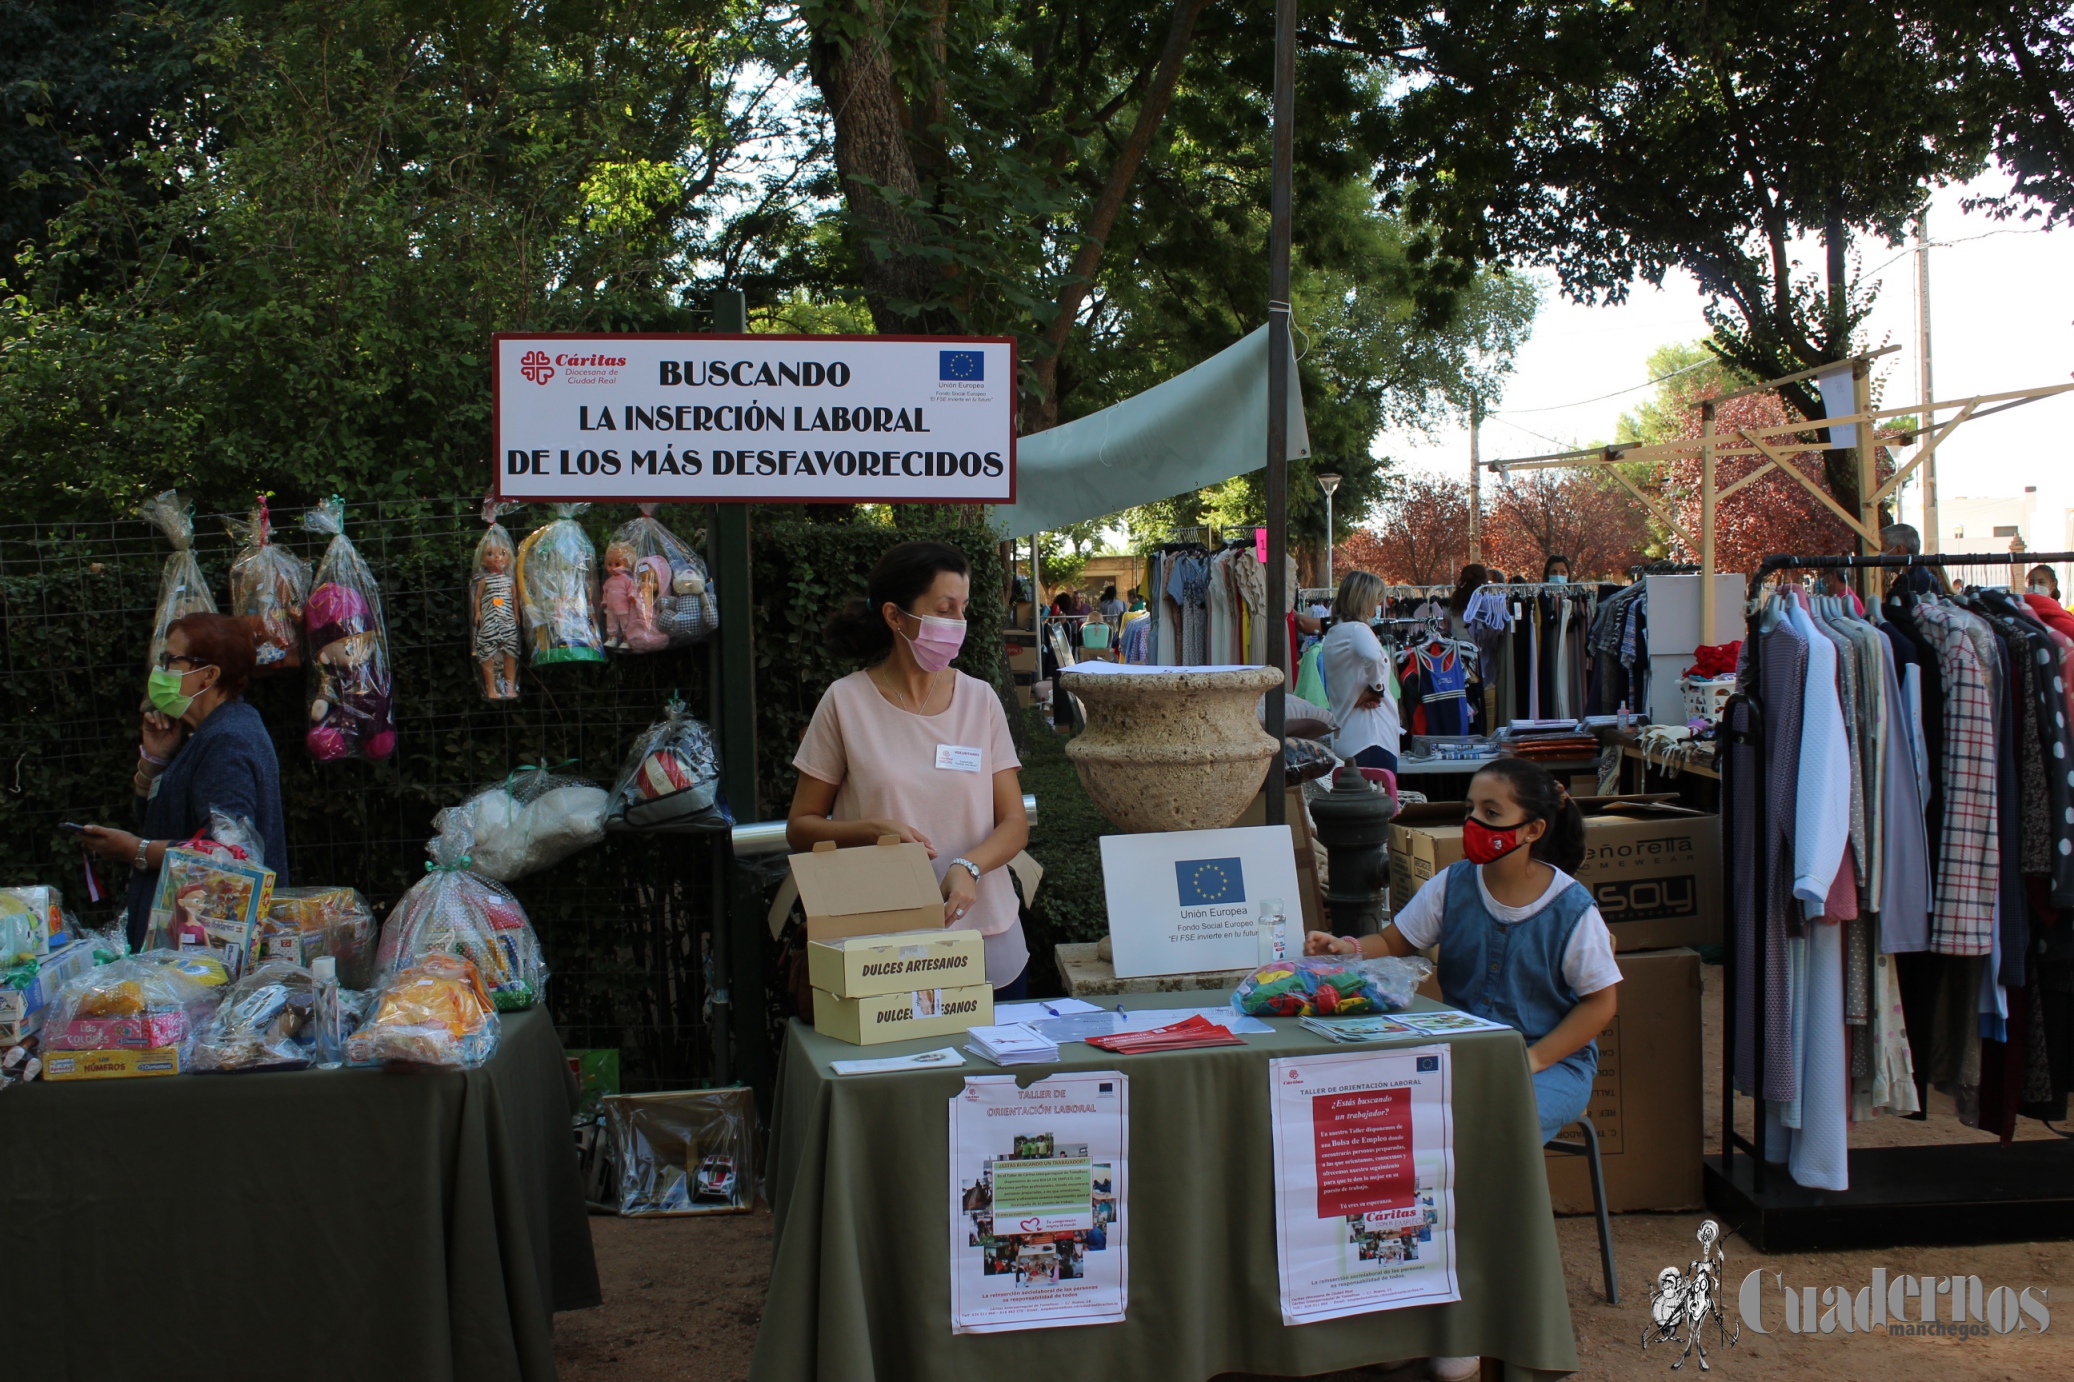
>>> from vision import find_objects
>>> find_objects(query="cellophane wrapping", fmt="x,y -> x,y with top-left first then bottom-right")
431,763 -> 607,880
516,503 -> 604,664
302,497 -> 396,761
377,849 -> 547,1010
473,498 -> 522,700
1231,955 -> 1433,1017
140,490 -> 219,675
41,951 -> 227,1059
226,498 -> 310,674
190,960 -> 316,1072
605,1086 -> 757,1216
345,951 -> 500,1068
603,505 -> 717,652
259,885 -> 376,989
606,698 -> 730,833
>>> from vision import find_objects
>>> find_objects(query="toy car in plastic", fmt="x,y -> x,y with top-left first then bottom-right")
694,1155 -> 737,1201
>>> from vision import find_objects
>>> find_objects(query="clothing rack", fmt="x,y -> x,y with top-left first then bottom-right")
1716,547 -> 2074,1249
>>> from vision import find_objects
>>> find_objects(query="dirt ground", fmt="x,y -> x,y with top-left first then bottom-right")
555,966 -> 2073,1382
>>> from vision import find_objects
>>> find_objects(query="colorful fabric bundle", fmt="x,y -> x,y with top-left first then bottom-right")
1231,955 -> 1432,1017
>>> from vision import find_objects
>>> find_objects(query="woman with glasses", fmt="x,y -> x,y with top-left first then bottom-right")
80,612 -> 289,949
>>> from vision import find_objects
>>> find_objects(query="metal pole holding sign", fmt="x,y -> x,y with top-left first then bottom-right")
1262,0 -> 1297,829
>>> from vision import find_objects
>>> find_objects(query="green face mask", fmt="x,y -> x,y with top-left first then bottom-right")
148,664 -> 212,718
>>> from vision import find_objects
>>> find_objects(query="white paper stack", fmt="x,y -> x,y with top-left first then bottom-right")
964,1022 -> 1060,1066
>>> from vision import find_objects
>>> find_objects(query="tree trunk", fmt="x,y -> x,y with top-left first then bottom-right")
1820,201 -> 1856,507
805,0 -> 960,334
1022,0 -> 1211,433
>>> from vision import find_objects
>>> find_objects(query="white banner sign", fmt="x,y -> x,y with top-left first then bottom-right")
949,1072 -> 1128,1333
493,334 -> 1016,503
1098,825 -> 1303,978
1268,1046 -> 1459,1325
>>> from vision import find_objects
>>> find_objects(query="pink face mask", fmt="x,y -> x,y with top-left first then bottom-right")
901,613 -> 966,672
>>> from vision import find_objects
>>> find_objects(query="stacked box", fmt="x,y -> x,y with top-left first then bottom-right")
803,928 -> 993,1046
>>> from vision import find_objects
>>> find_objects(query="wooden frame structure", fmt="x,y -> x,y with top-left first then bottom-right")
1485,348 -> 2074,641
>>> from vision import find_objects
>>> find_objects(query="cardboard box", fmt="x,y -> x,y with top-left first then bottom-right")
1544,947 -> 1702,1213
0,938 -> 100,1033
808,929 -> 987,999
1388,795 -> 1719,950
44,1047 -> 184,1080
811,983 -> 994,1045
788,838 -> 945,944
0,884 -> 64,959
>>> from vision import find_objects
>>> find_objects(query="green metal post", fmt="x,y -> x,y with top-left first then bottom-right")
709,288 -> 769,1104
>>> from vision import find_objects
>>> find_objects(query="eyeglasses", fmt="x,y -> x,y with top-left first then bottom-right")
155,652 -> 205,671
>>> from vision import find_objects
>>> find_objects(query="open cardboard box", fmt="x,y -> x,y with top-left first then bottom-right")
1390,793 -> 1720,951
787,837 -> 945,944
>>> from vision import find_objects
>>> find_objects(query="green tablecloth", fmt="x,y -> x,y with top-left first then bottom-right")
751,990 -> 1578,1382
2,1006 -> 600,1382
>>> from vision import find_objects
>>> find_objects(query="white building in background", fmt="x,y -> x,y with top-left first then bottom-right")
1937,488 -> 2073,594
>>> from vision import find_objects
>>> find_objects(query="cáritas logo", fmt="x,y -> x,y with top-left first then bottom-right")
519,349 -> 555,386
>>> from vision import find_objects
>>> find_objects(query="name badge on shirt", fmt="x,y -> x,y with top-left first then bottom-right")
935,744 -> 983,773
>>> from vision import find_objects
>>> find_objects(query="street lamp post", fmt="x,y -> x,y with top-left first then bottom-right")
1317,470 -> 1342,594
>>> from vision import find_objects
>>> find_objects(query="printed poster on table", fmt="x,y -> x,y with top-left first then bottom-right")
1268,1046 -> 1459,1325
948,1071 -> 1128,1333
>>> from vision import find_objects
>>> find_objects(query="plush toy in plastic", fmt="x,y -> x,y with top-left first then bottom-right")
227,496 -> 309,674
604,505 -> 716,651
305,582 -> 395,761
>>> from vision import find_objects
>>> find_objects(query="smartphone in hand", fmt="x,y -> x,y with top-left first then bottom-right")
59,822 -> 91,835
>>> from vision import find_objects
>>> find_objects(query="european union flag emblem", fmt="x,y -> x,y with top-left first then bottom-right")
939,349 -> 984,381
1175,857 -> 1245,907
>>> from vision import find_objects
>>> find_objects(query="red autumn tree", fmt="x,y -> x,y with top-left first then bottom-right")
1337,473 -> 1477,585
1481,469 -> 1653,581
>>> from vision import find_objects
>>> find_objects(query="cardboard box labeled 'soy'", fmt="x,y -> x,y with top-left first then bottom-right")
811,983 -> 994,1045
788,837 -> 945,944
1389,796 -> 1721,950
1544,947 -> 1703,1214
807,929 -> 987,999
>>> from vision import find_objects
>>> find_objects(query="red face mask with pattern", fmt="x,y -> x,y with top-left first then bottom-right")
1462,813 -> 1536,866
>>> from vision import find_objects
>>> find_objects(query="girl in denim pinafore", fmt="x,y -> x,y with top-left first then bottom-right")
1307,757 -> 1622,1143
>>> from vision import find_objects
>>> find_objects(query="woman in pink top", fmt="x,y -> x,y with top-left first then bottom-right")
787,542 -> 1033,994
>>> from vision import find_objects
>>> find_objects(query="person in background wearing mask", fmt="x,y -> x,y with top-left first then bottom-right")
1880,523 -> 1944,595
1319,569 -> 1400,772
788,541 -> 1032,995
79,613 -> 289,950
2027,564 -> 2061,604
1542,554 -> 1571,583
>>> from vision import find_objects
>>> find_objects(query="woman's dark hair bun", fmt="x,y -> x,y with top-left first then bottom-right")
1472,755 -> 1587,874
822,540 -> 971,661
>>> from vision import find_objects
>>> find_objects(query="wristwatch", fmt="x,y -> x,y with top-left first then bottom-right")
133,838 -> 153,872
949,857 -> 981,883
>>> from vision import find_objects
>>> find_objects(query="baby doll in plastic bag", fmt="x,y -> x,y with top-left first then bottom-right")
604,505 -> 716,652
227,495 -> 310,674
140,490 -> 219,675
601,541 -> 638,650
473,498 -> 522,701
303,497 -> 396,761
516,503 -> 605,664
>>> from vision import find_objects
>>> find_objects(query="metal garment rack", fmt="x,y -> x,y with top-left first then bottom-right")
1714,548 -> 2074,1250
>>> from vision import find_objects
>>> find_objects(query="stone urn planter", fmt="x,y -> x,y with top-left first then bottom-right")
1058,666 -> 1284,834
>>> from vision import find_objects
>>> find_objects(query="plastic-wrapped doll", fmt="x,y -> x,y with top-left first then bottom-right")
625,555 -> 670,652
140,490 -> 219,675
227,496 -> 310,674
605,505 -> 716,651
473,499 -> 521,701
515,503 -> 605,664
601,541 -> 637,650
302,497 -> 396,761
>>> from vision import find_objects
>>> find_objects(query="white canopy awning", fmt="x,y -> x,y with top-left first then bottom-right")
995,326 -> 1311,536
